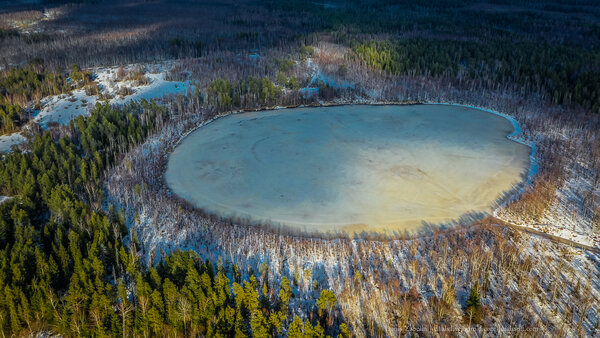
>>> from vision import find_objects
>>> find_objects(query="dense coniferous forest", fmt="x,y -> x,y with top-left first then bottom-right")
208,77 -> 283,111
0,101 -> 22,134
351,39 -> 600,113
0,102 -> 347,336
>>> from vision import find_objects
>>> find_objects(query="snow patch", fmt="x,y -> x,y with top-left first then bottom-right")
35,63 -> 192,128
0,133 -> 26,153
35,89 -> 98,128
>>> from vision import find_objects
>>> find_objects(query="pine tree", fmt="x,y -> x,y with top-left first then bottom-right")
316,289 -> 337,317
464,282 -> 482,325
338,323 -> 351,338
287,315 -> 304,338
278,276 -> 292,314
466,282 -> 481,309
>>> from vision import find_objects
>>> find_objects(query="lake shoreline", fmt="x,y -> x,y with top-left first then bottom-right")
165,103 -> 533,236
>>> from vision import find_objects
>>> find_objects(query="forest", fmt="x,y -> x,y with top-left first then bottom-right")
0,65 -> 90,134
0,101 -> 348,336
0,0 -> 599,336
351,39 -> 600,113
208,77 -> 283,111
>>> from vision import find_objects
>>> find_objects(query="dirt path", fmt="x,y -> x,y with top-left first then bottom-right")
492,217 -> 600,254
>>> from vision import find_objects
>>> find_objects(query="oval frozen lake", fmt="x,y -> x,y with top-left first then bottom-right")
166,105 -> 531,234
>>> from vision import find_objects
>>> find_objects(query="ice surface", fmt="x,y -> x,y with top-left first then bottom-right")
165,104 -> 532,234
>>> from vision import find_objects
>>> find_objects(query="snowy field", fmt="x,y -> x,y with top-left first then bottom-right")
35,65 -> 190,128
166,104 -> 531,234
0,63 -> 191,151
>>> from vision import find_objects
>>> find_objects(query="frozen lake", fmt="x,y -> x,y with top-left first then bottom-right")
166,105 -> 531,234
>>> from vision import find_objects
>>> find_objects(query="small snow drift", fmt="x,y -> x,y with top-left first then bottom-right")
0,133 -> 26,153
165,104 -> 532,234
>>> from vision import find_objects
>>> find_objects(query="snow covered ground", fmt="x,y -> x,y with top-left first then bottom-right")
0,62 -> 192,152
104,50 -> 600,336
35,64 -> 191,127
300,57 -> 354,99
34,89 -> 98,128
498,178 -> 600,249
106,107 -> 600,337
0,133 -> 26,153
110,72 -> 190,105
